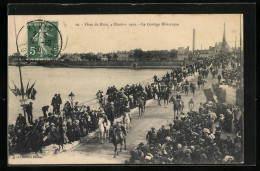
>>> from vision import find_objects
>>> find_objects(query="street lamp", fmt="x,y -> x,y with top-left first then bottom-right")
68,92 -> 75,109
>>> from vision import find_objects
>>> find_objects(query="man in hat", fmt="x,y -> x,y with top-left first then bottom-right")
74,102 -> 79,113
51,94 -> 58,114
42,105 -> 49,118
63,101 -> 71,118
16,113 -> 26,128
113,121 -> 126,141
225,109 -> 233,133
25,102 -> 33,123
146,127 -> 157,146
56,94 -> 62,114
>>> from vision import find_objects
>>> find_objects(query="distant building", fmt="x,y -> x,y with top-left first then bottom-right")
70,54 -> 81,61
193,50 -> 209,59
208,46 -> 217,57
101,55 -> 108,61
96,52 -> 103,60
177,46 -> 189,60
116,50 -> 134,61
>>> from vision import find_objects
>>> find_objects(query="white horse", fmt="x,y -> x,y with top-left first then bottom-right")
98,118 -> 105,144
104,119 -> 111,139
123,112 -> 131,134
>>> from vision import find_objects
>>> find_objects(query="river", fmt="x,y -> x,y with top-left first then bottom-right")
8,66 -> 169,124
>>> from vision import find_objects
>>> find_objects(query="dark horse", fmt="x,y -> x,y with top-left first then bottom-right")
109,129 -> 126,158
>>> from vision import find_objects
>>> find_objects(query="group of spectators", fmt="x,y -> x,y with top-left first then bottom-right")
8,100 -> 109,154
128,101 -> 243,164
220,68 -> 242,87
8,58 -> 213,156
128,54 -> 243,164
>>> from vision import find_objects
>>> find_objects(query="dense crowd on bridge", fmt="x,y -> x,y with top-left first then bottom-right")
127,53 -> 244,164
127,100 -> 243,164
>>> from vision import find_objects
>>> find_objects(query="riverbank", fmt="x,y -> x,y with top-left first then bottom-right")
9,60 -> 186,69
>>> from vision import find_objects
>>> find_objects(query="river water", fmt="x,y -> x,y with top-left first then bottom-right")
8,66 -> 169,124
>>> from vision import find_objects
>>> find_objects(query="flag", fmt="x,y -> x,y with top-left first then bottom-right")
25,79 -> 30,94
26,81 -> 37,100
30,88 -> 37,100
26,81 -> 35,97
9,86 -> 18,96
12,81 -> 22,96
9,82 -> 22,97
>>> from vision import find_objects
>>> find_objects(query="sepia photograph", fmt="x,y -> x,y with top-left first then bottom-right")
7,13 -> 245,165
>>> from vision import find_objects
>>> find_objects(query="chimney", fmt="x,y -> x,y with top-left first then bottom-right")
193,29 -> 195,51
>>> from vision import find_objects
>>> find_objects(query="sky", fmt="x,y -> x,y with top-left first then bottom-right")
8,14 -> 243,55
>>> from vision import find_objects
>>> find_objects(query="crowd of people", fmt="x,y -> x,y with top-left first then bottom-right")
8,97 -> 110,154
9,58 -> 207,155
8,55 -> 241,164
220,68 -> 242,87
127,100 -> 243,164
127,54 -> 243,164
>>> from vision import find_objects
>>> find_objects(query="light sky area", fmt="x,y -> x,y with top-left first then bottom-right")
8,14 -> 243,55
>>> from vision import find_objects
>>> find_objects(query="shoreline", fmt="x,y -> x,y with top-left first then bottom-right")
9,64 -> 183,69
8,60 -> 187,69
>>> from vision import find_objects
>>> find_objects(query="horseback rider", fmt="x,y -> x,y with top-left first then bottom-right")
176,93 -> 181,100
113,121 -> 126,141
102,113 -> 108,128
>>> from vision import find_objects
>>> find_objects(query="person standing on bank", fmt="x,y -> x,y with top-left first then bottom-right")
56,94 -> 62,114
51,94 -> 57,114
26,102 -> 33,123
42,105 -> 49,118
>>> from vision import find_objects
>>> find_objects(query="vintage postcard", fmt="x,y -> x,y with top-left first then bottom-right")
8,13 -> 244,165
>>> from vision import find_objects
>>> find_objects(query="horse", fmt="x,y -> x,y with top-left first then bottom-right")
123,113 -> 131,133
104,119 -> 111,139
109,129 -> 126,158
97,117 -> 107,144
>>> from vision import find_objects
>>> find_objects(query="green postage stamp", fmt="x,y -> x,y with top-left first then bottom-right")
27,21 -> 59,59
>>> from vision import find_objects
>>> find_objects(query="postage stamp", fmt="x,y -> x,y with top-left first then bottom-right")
27,21 -> 59,59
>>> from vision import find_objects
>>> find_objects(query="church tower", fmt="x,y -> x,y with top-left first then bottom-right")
221,22 -> 230,52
